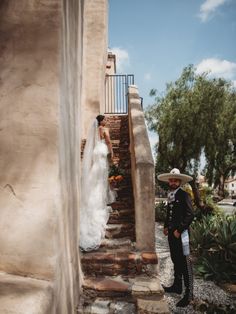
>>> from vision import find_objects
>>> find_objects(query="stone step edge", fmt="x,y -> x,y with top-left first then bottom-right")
78,297 -> 170,314
97,239 -> 135,253
81,251 -> 158,265
100,237 -> 135,248
79,276 -> 168,313
108,218 -> 135,225
77,298 -> 136,314
106,223 -> 134,229
82,275 -> 164,298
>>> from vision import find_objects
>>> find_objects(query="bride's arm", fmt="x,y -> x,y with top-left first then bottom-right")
104,128 -> 114,159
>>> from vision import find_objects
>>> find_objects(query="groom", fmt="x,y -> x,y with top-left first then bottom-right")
158,168 -> 194,307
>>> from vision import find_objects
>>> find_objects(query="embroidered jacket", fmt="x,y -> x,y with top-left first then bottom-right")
164,188 -> 194,233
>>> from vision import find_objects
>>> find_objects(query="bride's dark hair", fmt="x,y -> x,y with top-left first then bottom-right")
96,115 -> 105,126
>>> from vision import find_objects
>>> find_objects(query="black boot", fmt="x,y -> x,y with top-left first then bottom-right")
176,289 -> 193,307
163,277 -> 182,294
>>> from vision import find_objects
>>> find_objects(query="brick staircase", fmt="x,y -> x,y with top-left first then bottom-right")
78,115 -> 169,314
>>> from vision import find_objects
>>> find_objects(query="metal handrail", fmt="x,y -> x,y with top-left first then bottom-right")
105,74 -> 134,114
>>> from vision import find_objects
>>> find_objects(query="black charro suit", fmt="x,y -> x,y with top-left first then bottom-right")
164,188 -> 194,303
164,188 -> 194,233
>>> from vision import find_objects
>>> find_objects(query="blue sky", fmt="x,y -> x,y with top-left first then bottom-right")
108,0 -> 236,150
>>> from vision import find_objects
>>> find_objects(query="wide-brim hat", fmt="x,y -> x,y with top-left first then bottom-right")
157,168 -> 193,185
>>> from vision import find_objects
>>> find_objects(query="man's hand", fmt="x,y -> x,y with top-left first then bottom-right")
163,227 -> 168,236
173,229 -> 180,238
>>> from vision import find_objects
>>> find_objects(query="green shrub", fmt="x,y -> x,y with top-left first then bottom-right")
155,201 -> 167,222
191,214 -> 236,283
193,193 -> 221,221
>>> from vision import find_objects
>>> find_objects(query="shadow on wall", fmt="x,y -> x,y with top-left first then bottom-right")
0,4 -> 60,280
0,9 -> 59,196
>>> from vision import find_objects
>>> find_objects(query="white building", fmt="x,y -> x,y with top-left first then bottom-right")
224,178 -> 236,196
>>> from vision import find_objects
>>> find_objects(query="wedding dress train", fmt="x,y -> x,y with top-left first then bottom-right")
79,120 -> 116,251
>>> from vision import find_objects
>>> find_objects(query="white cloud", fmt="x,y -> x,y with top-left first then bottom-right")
232,80 -> 236,88
196,58 -> 236,79
144,73 -> 152,81
199,0 -> 228,22
110,47 -> 130,73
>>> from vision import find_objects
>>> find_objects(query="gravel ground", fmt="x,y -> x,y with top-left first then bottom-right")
155,223 -> 236,313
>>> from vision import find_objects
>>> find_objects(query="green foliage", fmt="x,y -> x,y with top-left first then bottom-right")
145,65 -> 203,174
145,65 -> 236,198
108,164 -> 125,177
155,201 -> 167,222
193,187 -> 221,219
191,214 -> 236,283
200,186 -> 213,200
191,215 -> 216,252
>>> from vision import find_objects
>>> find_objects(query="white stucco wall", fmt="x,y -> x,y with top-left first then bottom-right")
224,179 -> 236,195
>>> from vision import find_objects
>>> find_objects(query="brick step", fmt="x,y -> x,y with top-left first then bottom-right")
110,133 -> 129,138
81,276 -> 132,300
112,191 -> 133,198
81,274 -> 164,298
81,252 -> 137,276
116,188 -> 133,199
78,297 -> 136,314
112,145 -> 130,151
115,196 -> 133,203
98,237 -> 135,252
111,200 -> 134,210
79,275 -> 168,314
110,178 -> 131,185
81,251 -> 158,277
113,146 -> 130,152
110,139 -> 120,144
110,136 -> 129,140
105,223 -> 135,239
108,209 -> 135,224
111,183 -> 132,192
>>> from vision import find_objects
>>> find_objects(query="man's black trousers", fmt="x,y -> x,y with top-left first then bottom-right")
168,231 -> 193,296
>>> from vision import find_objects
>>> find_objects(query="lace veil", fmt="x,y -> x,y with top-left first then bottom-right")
81,120 -> 99,198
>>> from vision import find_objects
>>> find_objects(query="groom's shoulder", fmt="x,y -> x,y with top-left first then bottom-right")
176,188 -> 188,198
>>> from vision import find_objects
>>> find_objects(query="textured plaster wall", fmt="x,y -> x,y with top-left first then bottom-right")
0,0 -> 61,280
55,0 -> 82,312
0,0 -> 83,312
128,85 -> 155,251
81,0 -> 108,137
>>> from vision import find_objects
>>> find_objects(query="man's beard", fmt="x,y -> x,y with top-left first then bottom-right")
169,184 -> 179,190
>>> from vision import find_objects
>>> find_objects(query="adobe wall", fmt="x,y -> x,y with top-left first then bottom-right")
0,0 -> 82,312
81,0 -> 108,138
128,85 -> 155,251
0,0 -> 61,280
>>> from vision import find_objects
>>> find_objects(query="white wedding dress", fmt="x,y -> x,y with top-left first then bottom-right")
79,120 -> 116,251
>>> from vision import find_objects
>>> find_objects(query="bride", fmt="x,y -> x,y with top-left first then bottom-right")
79,115 -> 116,251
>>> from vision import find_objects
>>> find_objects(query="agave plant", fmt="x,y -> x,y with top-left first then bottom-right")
195,253 -> 236,282
214,215 -> 236,264
190,215 -> 216,253
191,213 -> 236,283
